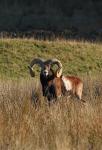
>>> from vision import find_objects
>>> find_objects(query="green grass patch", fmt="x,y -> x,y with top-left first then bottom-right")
0,39 -> 102,78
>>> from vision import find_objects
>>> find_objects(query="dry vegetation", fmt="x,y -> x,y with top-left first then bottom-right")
0,76 -> 102,150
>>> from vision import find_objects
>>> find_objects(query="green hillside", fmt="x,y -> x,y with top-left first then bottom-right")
0,39 -> 102,78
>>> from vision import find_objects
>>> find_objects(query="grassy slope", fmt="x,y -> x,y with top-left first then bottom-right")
0,39 -> 102,78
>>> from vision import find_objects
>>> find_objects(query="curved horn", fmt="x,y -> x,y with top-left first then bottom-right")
56,68 -> 62,78
28,58 -> 45,77
45,58 -> 62,77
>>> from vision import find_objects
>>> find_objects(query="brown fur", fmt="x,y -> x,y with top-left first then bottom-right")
41,72 -> 84,101
47,76 -> 66,99
65,76 -> 83,100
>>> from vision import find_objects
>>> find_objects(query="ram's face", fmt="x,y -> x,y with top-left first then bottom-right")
43,64 -> 51,76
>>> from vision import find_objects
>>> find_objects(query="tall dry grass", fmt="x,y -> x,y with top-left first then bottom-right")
0,76 -> 102,150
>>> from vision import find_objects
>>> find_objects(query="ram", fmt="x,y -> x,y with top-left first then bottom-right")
28,58 -> 63,100
28,58 -> 84,102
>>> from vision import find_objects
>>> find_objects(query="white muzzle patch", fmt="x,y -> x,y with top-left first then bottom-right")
43,70 -> 49,76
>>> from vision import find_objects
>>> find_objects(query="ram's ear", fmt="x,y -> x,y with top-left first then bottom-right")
48,64 -> 51,68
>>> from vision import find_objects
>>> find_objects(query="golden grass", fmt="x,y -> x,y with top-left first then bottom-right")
0,76 -> 102,150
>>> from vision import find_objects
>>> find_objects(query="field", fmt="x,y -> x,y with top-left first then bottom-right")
0,39 -> 102,150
